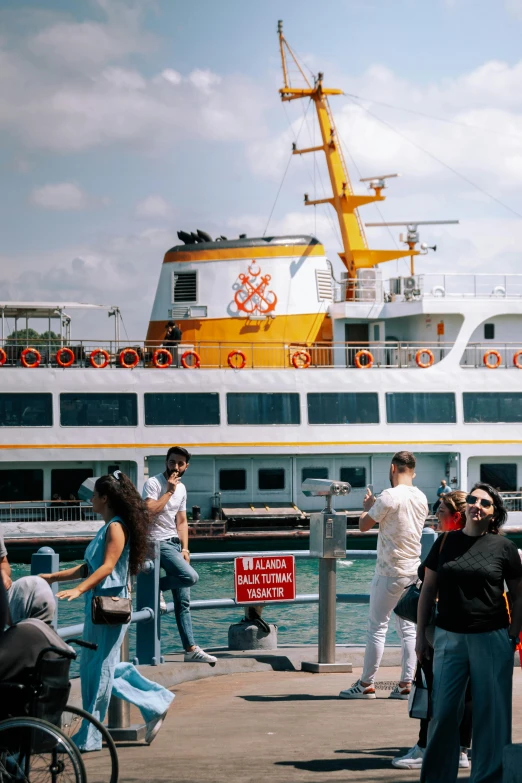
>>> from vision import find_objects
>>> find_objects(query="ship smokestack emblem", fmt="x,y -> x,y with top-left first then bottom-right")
234,261 -> 277,315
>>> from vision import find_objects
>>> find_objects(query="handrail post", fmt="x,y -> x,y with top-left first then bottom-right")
108,633 -> 131,729
135,541 -> 162,665
31,546 -> 59,628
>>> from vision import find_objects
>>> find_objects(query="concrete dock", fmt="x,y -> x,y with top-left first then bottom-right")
71,647 -> 522,783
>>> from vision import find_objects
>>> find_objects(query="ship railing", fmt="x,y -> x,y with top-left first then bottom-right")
334,273 -> 522,303
500,493 -> 522,512
0,500 -> 97,524
461,343 -> 522,369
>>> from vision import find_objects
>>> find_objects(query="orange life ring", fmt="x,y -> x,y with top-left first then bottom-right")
56,347 -> 75,368
152,348 -> 173,368
514,350 -> 522,369
354,350 -> 374,369
21,347 -> 41,368
415,349 -> 435,368
483,350 -> 501,369
90,348 -> 110,369
227,350 -> 247,369
119,348 -> 140,369
181,350 -> 201,369
0,348 -> 6,366
291,350 -> 311,369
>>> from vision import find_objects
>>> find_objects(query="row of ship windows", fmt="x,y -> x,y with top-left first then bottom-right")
0,391 -> 519,427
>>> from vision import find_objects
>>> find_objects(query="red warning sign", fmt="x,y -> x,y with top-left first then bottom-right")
234,555 -> 296,604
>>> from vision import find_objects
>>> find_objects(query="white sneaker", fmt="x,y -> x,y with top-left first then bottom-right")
459,749 -> 470,769
145,710 -> 168,745
159,592 -> 167,614
184,646 -> 217,665
339,679 -> 376,699
392,744 -> 425,769
388,683 -> 411,700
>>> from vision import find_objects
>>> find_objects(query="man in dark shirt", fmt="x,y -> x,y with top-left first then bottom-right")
163,322 -> 182,367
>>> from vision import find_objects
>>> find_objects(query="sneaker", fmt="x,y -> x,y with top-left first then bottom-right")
159,592 -> 167,614
392,744 -> 424,769
145,710 -> 168,745
459,749 -> 470,769
184,646 -> 217,666
389,683 -> 411,700
339,679 -> 376,699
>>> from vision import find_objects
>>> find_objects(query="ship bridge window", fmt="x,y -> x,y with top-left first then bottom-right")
173,271 -> 197,303
386,393 -> 456,424
219,469 -> 246,491
480,463 -> 516,492
307,393 -> 379,424
0,469 -> 43,502
258,468 -> 285,491
0,393 -> 52,427
463,392 -> 522,423
340,467 -> 366,488
227,393 -> 300,425
60,394 -> 138,427
484,323 -> 495,340
144,393 -> 220,426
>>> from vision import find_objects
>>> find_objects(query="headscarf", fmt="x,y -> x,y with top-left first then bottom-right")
8,576 -> 56,625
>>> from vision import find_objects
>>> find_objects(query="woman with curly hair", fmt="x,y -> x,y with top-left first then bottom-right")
417,483 -> 522,783
41,471 -> 172,750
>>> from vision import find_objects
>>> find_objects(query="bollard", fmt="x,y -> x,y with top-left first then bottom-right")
107,632 -> 147,742
420,525 -> 437,560
135,541 -> 162,665
31,546 -> 59,628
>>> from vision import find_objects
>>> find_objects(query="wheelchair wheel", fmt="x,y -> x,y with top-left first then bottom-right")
60,706 -> 118,783
0,716 -> 86,783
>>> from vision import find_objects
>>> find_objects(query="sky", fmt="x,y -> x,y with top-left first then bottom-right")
2,0 -> 522,338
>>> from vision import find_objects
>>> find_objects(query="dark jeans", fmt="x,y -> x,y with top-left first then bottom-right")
417,656 -> 472,749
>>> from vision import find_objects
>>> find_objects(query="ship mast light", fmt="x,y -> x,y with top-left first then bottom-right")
366,220 -> 459,274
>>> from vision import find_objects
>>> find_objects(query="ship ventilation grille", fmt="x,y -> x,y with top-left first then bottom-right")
316,269 -> 333,302
172,271 -> 197,303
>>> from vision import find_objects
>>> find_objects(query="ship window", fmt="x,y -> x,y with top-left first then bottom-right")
219,469 -> 246,491
386,393 -> 456,424
463,392 -> 522,423
144,393 -> 219,426
340,467 -> 366,488
51,468 -> 94,501
60,394 -> 138,427
301,467 -> 329,482
307,393 -> 379,424
173,271 -> 197,303
0,393 -> 52,427
480,463 -> 516,492
0,469 -> 43,502
484,323 -> 495,340
227,393 -> 300,425
258,468 -> 285,491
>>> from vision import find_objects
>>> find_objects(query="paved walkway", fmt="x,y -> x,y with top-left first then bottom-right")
80,662 -> 522,783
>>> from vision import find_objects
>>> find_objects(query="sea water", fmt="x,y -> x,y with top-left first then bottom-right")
12,558 -> 400,669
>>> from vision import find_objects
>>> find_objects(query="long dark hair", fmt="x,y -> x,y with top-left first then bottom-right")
469,482 -> 508,534
95,472 -> 150,575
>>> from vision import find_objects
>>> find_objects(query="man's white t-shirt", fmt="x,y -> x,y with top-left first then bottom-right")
142,473 -> 187,541
370,484 -> 428,577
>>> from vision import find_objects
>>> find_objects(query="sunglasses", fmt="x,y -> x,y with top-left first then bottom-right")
466,494 -> 493,509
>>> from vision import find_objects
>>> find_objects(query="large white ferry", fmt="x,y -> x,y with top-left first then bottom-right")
2,24 -> 522,550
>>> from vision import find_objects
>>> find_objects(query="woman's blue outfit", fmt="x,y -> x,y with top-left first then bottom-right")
74,518 -> 173,752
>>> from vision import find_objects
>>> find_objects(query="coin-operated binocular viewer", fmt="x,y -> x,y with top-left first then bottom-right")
301,479 -> 352,673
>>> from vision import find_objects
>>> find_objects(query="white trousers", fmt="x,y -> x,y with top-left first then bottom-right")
361,573 -> 417,685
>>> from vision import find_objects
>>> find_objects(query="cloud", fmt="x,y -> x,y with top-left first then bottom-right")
135,195 -> 172,219
29,182 -> 90,211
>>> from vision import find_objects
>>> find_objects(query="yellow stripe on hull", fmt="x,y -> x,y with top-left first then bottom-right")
2,440 -> 522,450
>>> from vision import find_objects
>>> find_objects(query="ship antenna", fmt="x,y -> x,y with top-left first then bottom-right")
277,22 -> 422,285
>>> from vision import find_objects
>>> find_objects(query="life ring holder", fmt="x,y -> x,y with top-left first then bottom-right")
56,347 -> 75,368
291,350 -> 311,369
21,347 -> 41,368
514,350 -> 522,369
227,350 -> 247,369
415,349 -> 435,368
0,348 -> 6,367
483,350 -> 502,369
152,349 -> 173,369
181,350 -> 201,369
354,350 -> 374,369
90,348 -> 110,369
119,348 -> 140,369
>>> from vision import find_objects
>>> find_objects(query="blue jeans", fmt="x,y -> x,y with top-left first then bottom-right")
159,539 -> 199,650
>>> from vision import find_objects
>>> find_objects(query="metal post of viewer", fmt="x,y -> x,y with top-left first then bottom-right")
301,479 -> 354,673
